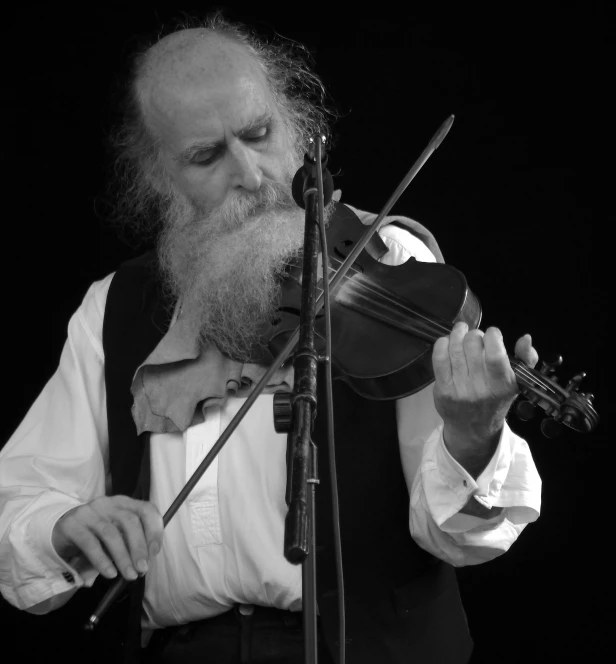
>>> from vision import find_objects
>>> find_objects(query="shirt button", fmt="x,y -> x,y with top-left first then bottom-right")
463,480 -> 468,487
62,571 -> 75,583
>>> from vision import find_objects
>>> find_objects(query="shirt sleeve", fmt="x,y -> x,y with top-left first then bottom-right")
0,274 -> 113,610
377,223 -> 438,264
397,383 -> 542,567
367,214 -> 542,565
344,199 -> 444,261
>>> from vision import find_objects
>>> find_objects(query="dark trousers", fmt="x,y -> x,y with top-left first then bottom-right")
143,606 -> 335,664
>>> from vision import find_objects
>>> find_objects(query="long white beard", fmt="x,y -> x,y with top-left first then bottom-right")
157,179 -> 306,361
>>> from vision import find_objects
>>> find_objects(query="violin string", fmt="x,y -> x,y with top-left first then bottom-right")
324,257 -> 558,396
343,282 -> 556,396
510,359 -> 561,398
325,256 -> 452,335
324,258 -> 452,338
336,294 -> 442,344
324,258 -> 574,399
329,267 -> 555,392
336,282 -> 448,341
509,358 -> 559,395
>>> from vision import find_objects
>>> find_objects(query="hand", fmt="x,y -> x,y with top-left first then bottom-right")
52,496 -> 164,581
432,323 -> 539,458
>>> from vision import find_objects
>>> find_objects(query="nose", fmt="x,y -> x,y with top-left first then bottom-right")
229,142 -> 262,193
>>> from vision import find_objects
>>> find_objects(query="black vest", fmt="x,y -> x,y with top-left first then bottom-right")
94,207 -> 473,664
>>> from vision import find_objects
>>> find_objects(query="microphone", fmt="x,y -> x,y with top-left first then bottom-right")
291,140 -> 334,209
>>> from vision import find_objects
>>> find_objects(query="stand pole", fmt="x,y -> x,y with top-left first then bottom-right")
302,441 -> 318,663
284,135 -> 331,664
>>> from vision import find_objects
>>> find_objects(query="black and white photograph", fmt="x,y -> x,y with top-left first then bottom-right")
1,4 -> 608,663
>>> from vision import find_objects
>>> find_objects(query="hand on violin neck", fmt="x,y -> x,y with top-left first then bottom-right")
433,323 -> 539,479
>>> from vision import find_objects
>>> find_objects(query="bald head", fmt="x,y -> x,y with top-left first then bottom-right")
140,28 -> 257,85
138,30 -> 268,135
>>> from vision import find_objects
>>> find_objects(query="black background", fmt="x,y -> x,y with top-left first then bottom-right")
1,3 -> 610,662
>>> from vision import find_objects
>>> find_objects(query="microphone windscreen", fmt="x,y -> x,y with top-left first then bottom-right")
292,166 -> 307,208
292,165 -> 335,209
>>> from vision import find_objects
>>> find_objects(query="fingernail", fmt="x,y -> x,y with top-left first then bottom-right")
136,559 -> 148,574
125,567 -> 138,581
105,566 -> 117,578
150,543 -> 160,557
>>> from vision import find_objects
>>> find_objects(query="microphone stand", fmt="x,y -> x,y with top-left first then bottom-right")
280,134 -> 333,664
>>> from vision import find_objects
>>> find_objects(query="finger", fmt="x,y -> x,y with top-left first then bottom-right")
87,517 -> 138,581
139,504 -> 165,559
462,328 -> 486,385
108,496 -> 164,558
114,509 -> 150,575
448,322 -> 470,382
62,518 -> 119,579
483,327 -> 515,389
432,336 -> 452,386
514,333 -> 539,368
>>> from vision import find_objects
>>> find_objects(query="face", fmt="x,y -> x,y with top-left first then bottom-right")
141,41 -> 295,214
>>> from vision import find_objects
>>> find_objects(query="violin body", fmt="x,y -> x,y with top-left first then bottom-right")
320,208 -> 481,399
264,204 -> 481,399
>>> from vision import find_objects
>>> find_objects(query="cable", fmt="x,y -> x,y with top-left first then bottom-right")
317,202 -> 346,664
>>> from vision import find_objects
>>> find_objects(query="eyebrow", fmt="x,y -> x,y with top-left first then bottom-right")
176,111 -> 274,164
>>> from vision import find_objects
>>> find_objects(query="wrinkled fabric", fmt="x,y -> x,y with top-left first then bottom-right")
131,312 -> 294,434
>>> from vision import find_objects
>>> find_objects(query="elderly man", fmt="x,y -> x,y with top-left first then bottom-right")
0,15 -> 541,664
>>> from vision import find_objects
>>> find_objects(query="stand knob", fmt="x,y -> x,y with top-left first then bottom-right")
273,391 -> 293,433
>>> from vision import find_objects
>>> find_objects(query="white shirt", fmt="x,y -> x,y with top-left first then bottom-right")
0,214 -> 541,626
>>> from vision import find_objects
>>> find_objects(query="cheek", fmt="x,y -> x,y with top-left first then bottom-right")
262,123 -> 300,179
175,168 -> 228,212
262,146 -> 298,184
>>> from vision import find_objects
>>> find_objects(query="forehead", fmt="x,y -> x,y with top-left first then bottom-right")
139,34 -> 276,152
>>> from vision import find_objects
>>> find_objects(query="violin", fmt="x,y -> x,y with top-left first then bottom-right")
258,202 -> 599,438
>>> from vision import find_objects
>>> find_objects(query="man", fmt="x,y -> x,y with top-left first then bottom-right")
0,15 -> 541,664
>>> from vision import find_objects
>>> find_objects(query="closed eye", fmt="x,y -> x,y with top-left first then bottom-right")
191,147 -> 222,166
187,121 -> 271,167
243,124 -> 270,142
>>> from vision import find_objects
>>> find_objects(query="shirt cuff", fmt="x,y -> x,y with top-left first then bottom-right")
27,501 -> 99,586
422,422 -> 540,531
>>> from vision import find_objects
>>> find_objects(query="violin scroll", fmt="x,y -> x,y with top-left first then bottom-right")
513,354 -> 599,438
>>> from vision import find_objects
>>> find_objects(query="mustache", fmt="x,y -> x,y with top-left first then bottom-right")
206,178 -> 298,230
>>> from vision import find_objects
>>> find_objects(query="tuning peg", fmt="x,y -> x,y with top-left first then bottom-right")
515,399 -> 536,421
565,372 -> 586,392
586,393 -> 595,403
540,354 -> 563,376
540,417 -> 564,438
